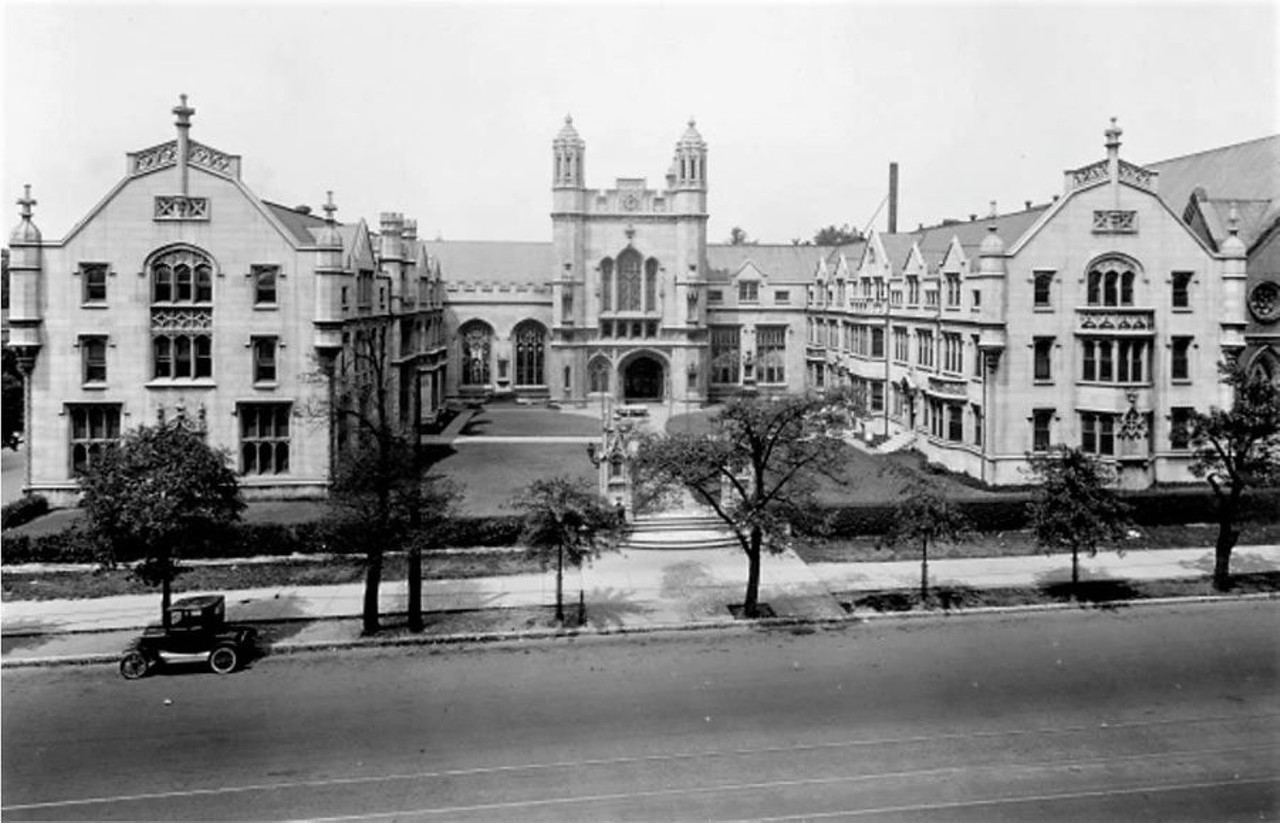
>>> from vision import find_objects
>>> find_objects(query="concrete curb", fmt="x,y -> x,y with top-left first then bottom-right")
5,591 -> 1276,670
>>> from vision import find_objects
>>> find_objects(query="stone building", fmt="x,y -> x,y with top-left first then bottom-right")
426,119 -> 827,412
6,97 -> 447,506
8,103 -> 1277,500
807,121 -> 1265,488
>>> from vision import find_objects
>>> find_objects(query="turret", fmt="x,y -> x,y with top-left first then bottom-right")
671,119 -> 708,216
974,203 -> 1007,369
552,115 -> 586,214
313,191 -> 345,355
7,184 -> 44,357
1220,203 -> 1248,368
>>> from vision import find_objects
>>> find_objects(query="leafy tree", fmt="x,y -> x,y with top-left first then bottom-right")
324,327 -> 459,634
632,389 -> 863,617
513,476 -> 623,624
1027,446 -> 1131,599
727,226 -> 754,246
885,481 -> 970,604
813,224 -> 863,246
1189,364 -> 1280,590
78,418 -> 244,627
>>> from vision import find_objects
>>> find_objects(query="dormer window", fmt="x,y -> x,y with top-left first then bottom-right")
738,281 -> 759,303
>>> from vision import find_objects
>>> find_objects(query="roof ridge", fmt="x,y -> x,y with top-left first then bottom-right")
1147,134 -> 1280,167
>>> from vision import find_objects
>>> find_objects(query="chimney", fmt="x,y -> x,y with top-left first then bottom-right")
1025,200 -> 1032,210
888,162 -> 899,234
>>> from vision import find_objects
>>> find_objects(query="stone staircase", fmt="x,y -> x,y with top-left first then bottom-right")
623,511 -> 740,550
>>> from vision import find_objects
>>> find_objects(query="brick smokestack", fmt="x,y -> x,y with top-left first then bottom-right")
888,162 -> 899,234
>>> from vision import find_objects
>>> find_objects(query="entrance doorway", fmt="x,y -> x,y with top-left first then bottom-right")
623,356 -> 664,402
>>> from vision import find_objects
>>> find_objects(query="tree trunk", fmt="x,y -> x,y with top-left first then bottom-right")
1212,483 -> 1242,591
363,547 -> 382,635
920,535 -> 930,606
161,553 -> 172,630
555,543 -> 565,624
408,543 -> 423,632
743,527 -> 763,618
1071,544 -> 1080,601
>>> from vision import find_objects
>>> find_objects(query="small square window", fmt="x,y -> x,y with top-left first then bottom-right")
1033,272 -> 1053,308
773,290 -> 790,305
738,281 -> 759,303
252,265 -> 279,306
81,263 -> 108,304
252,337 -> 277,383
81,336 -> 107,384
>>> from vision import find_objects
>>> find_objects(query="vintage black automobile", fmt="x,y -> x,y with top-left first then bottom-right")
119,594 -> 258,679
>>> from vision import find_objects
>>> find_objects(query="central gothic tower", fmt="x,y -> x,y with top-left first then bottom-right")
550,117 -> 710,407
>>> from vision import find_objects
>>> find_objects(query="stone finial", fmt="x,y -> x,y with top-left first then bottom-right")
1228,201 -> 1240,236
323,190 -> 337,223
173,93 -> 195,129
1105,116 -> 1122,151
17,184 -> 36,218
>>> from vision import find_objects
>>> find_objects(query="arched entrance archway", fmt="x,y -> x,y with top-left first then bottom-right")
623,355 -> 664,402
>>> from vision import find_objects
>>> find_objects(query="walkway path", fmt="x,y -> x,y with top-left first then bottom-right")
3,544 -> 1277,664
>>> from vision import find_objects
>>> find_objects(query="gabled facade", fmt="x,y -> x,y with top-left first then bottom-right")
6,98 -> 447,505
804,120 -> 1249,487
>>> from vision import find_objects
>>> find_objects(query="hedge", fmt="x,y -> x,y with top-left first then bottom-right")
1,494 -> 49,531
805,487 -> 1280,538
1,514 -> 529,565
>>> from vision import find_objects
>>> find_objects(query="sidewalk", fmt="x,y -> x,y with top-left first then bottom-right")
3,544 -> 1278,665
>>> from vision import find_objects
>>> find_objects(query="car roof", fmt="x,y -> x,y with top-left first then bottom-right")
169,595 -> 224,611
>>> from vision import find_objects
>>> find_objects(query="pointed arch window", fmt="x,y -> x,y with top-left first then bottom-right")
460,321 -> 493,386
589,358 -> 611,393
1087,257 -> 1139,307
645,258 -> 658,311
514,321 -> 546,386
618,249 -> 643,311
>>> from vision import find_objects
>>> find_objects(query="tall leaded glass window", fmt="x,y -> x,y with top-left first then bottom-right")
239,402 -> 291,475
150,246 -> 215,381
68,403 -> 121,474
645,258 -> 658,311
618,249 -> 642,311
600,257 -> 613,312
710,325 -> 741,384
757,325 -> 786,384
514,321 -> 546,386
460,321 -> 492,386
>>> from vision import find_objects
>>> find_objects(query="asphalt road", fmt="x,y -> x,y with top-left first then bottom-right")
3,601 -> 1277,821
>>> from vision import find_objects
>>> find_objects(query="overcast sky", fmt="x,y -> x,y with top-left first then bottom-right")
2,1 -> 1276,245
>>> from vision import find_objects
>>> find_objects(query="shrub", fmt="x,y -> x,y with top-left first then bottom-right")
2,527 -> 101,564
1,494 -> 49,531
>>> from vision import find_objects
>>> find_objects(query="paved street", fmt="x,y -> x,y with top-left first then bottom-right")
3,600 -> 1277,820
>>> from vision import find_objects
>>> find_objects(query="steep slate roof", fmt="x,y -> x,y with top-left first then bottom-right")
423,240 -> 556,285
1146,135 -> 1280,217
877,233 -> 918,275
915,206 -> 1049,265
706,243 -> 833,282
262,200 -> 330,245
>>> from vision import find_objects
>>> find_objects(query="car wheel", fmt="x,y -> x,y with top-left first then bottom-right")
120,651 -> 150,680
208,645 -> 239,675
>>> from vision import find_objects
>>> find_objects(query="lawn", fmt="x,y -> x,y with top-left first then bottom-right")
460,405 -> 602,437
433,442 -> 597,515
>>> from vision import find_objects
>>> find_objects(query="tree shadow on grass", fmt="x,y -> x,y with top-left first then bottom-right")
1038,579 -> 1142,607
